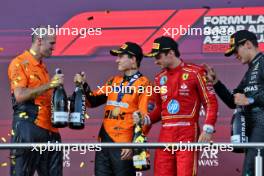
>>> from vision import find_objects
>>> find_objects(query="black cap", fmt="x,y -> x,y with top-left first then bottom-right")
225,30 -> 258,57
110,42 -> 143,59
145,36 -> 179,57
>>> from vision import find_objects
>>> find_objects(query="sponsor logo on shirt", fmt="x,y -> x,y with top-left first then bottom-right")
179,83 -> 190,96
167,99 -> 180,114
244,85 -> 258,92
160,76 -> 168,85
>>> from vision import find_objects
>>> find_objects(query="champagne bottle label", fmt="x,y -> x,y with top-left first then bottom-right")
231,109 -> 248,143
53,112 -> 68,122
231,135 -> 248,143
133,154 -> 147,168
69,112 -> 82,123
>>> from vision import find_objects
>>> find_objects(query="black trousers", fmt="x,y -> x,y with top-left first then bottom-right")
243,126 -> 264,176
94,127 -> 136,176
10,120 -> 63,176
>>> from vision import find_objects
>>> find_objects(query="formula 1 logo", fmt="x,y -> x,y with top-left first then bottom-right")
53,7 -> 264,56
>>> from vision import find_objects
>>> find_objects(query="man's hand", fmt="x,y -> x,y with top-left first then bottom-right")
132,111 -> 141,125
203,64 -> 218,85
49,74 -> 64,88
74,72 -> 86,85
132,111 -> 151,126
234,93 -> 250,106
120,149 -> 133,160
198,131 -> 213,143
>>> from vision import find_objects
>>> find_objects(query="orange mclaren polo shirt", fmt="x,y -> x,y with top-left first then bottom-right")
92,75 -> 152,142
8,50 -> 58,133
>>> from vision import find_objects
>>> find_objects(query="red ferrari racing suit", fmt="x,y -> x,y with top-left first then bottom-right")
149,61 -> 218,176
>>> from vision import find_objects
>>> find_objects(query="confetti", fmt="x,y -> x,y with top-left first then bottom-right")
85,114 -> 90,119
80,162 -> 85,168
1,162 -> 8,167
0,48 -> 4,52
11,130 -> 15,136
1,137 -> 6,143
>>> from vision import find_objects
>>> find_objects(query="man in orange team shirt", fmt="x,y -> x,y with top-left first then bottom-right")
8,26 -> 64,176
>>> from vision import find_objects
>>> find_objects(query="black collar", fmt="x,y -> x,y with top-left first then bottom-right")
123,71 -> 142,81
249,52 -> 263,67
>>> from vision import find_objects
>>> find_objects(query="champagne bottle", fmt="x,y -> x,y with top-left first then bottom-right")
69,80 -> 86,129
51,68 -> 68,128
132,112 -> 150,171
230,106 -> 248,153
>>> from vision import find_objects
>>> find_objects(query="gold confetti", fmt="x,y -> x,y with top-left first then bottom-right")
1,162 -> 7,167
85,114 -> 90,119
80,162 -> 85,168
0,48 -> 4,52
13,81 -> 18,86
11,130 -> 15,136
11,159 -> 16,165
1,137 -> 6,143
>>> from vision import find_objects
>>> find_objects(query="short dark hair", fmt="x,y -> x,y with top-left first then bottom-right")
249,39 -> 258,48
135,55 -> 143,68
163,48 -> 180,58
120,53 -> 142,68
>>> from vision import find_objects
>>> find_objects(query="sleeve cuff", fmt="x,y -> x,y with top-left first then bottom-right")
143,115 -> 152,125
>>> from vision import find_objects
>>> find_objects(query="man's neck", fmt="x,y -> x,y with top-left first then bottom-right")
168,57 -> 181,69
249,49 -> 261,63
124,69 -> 138,77
29,47 -> 43,62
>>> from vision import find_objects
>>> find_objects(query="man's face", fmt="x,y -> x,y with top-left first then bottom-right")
39,34 -> 56,58
115,53 -> 135,71
154,51 -> 171,69
234,41 -> 251,64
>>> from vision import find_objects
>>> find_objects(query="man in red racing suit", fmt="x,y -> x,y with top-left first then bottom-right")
144,36 -> 218,176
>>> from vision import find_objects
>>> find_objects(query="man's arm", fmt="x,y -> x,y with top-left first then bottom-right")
148,80 -> 162,124
196,69 -> 218,142
14,84 -> 50,103
83,82 -> 107,107
74,73 -> 108,108
213,81 -> 237,109
9,61 -> 63,103
204,63 -> 239,109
